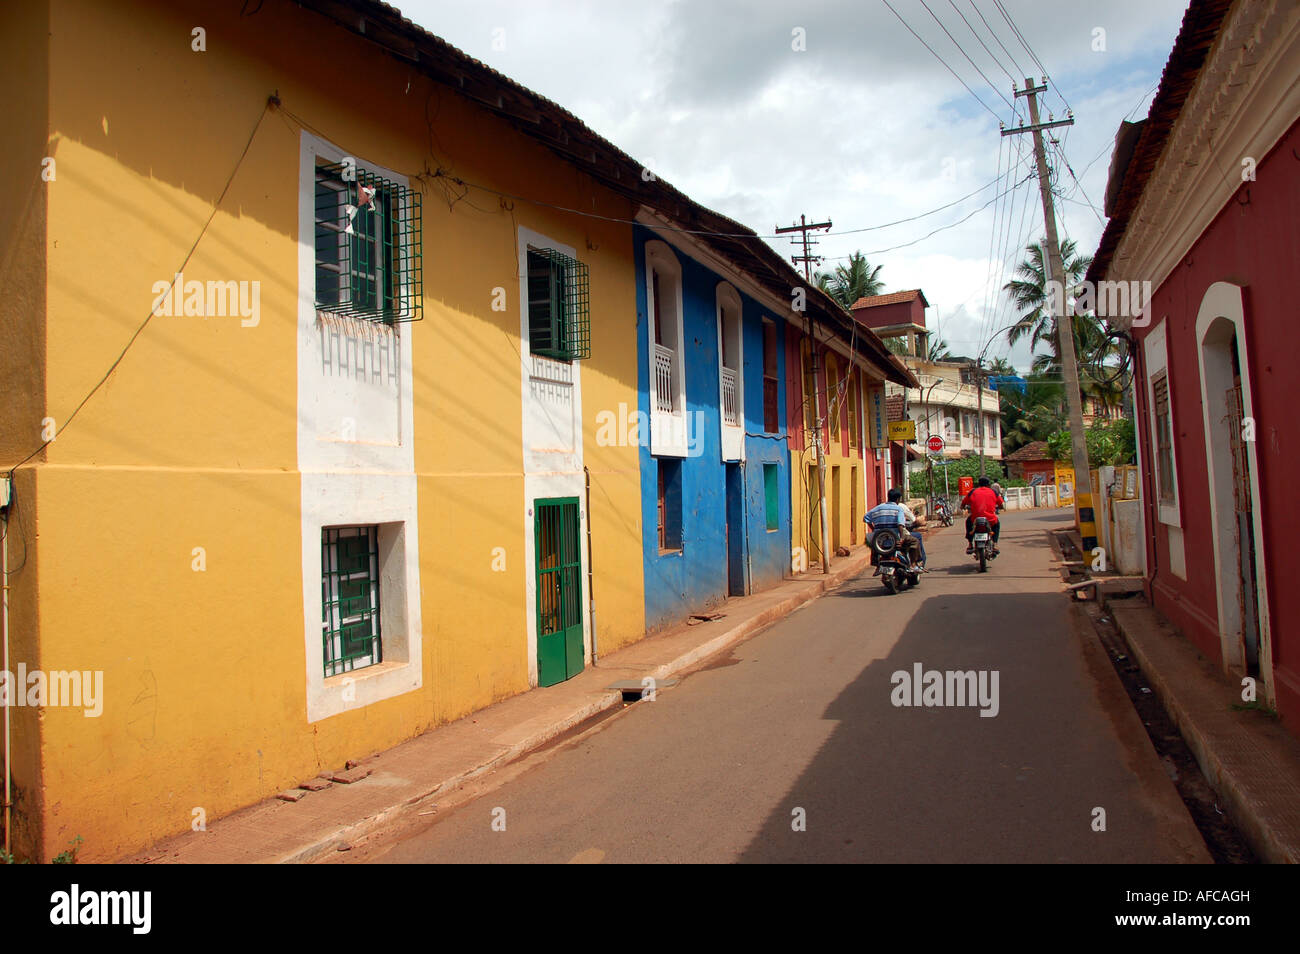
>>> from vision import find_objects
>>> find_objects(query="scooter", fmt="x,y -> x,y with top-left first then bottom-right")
971,516 -> 998,572
870,524 -> 924,594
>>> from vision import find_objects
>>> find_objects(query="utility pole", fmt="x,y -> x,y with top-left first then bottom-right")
776,215 -> 834,571
1003,79 -> 1096,550
975,359 -> 986,478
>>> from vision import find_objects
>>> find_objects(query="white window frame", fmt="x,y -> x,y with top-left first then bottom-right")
297,131 -> 422,722
1143,320 -> 1180,527
716,281 -> 744,461
646,240 -> 687,457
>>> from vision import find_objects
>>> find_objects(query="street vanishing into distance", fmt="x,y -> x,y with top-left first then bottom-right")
337,511 -> 1208,864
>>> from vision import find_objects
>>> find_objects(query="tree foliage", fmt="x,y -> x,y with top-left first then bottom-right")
1045,418 -> 1135,468
815,251 -> 884,310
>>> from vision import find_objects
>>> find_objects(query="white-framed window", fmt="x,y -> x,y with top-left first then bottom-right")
646,240 -> 687,457
1143,321 -> 1180,526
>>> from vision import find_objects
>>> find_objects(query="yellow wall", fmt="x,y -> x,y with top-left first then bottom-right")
6,0 -> 644,861
789,350 -> 868,569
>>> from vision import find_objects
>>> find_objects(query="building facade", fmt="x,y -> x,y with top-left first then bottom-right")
0,0 -> 909,860
1087,0 -> 1299,736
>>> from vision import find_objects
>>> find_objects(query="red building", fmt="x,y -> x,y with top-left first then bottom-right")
1088,0 -> 1300,734
1004,441 -> 1055,485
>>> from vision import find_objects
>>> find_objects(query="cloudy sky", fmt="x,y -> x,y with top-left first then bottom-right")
400,0 -> 1190,371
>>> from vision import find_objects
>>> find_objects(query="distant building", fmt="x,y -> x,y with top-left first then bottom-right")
851,290 -> 1002,475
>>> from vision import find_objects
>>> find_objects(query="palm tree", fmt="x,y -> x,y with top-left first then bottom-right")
816,251 -> 884,310
1002,238 -> 1093,357
926,336 -> 952,361
985,356 -> 1017,377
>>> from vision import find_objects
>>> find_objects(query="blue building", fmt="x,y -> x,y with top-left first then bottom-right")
634,224 -> 793,631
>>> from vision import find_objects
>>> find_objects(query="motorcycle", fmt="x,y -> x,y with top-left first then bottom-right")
931,496 -> 954,527
971,516 -> 998,572
870,524 -> 923,594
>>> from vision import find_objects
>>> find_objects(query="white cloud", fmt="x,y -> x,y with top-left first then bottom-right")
398,0 -> 1190,373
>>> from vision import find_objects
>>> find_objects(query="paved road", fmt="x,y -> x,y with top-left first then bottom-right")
350,509 -> 1208,863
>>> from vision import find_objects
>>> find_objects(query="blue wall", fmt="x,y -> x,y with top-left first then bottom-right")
634,226 -> 791,631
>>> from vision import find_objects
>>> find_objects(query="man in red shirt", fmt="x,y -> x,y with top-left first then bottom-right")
961,476 -> 1004,554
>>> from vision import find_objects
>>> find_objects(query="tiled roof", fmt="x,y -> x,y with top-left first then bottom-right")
1086,0 -> 1232,284
1005,440 -> 1052,462
849,289 -> 928,310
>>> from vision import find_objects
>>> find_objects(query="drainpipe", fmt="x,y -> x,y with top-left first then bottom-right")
583,466 -> 598,664
3,500 -> 10,857
741,461 -> 752,591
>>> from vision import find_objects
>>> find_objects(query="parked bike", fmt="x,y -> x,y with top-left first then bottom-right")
931,497 -> 954,527
971,516 -> 998,572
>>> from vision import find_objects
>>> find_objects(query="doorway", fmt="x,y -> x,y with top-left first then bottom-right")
534,497 -> 584,686
725,463 -> 746,596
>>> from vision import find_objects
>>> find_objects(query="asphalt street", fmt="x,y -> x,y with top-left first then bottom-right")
344,509 -> 1208,863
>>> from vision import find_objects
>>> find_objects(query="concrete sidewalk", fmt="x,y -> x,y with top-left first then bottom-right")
123,545 -> 879,863
1109,599 -> 1300,864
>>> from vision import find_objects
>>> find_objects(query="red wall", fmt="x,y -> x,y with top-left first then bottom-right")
1131,117 -> 1300,733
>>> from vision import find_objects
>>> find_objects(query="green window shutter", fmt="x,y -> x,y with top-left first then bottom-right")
321,526 -> 382,677
764,464 -> 779,531
527,246 -> 589,360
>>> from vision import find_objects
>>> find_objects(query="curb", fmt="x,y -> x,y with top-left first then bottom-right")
277,550 -> 872,863
1111,604 -> 1300,864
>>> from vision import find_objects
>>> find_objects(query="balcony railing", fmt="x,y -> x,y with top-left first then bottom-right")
654,343 -> 676,414
721,366 -> 740,426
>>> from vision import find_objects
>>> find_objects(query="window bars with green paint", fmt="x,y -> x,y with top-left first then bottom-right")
315,160 -> 423,323
527,247 -> 590,360
321,526 -> 382,677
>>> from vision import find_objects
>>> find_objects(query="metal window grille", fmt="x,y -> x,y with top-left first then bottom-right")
527,247 -> 590,360
535,500 -> 582,637
315,161 -> 422,323
321,526 -> 382,677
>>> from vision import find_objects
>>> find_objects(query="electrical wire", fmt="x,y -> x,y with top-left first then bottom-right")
918,0 -> 1016,112
880,0 -> 1004,122
4,96 -> 275,478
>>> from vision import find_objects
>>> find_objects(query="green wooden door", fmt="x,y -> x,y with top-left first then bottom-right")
535,498 -> 584,686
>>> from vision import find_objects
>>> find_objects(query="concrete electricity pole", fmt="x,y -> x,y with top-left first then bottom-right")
1003,79 -> 1096,550
776,215 -> 834,570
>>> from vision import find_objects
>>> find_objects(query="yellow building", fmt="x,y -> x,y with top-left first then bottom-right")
0,0 -> 664,862
787,324 -> 911,572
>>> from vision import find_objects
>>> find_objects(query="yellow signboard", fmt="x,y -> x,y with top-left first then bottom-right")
1054,464 -> 1075,505
887,420 -> 916,442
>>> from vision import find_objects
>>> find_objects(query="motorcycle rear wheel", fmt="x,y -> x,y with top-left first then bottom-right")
978,550 -> 987,572
883,574 -> 897,594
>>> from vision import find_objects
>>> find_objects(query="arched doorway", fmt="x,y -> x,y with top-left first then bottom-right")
1196,282 -> 1272,695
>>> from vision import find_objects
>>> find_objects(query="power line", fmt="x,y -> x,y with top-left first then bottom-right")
949,0 -> 1019,90
880,0 -> 1004,121
968,0 -> 1029,81
918,0 -> 1016,112
6,97 -> 275,476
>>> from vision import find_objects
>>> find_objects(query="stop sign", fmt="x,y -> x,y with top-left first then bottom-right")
926,435 -> 945,453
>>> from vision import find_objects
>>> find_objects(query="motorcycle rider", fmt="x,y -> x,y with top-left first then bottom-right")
961,476 -> 1004,555
865,487 -> 926,570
